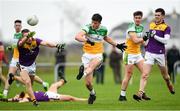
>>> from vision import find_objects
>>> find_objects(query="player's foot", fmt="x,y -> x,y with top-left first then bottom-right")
8,73 -> 14,85
43,82 -> 49,91
0,98 -> 8,102
119,95 -> 127,101
88,94 -> 96,104
60,76 -> 67,83
32,99 -> 39,107
133,91 -> 144,102
0,93 -> 8,102
133,94 -> 142,102
76,65 -> 84,80
167,82 -> 175,94
142,93 -> 151,100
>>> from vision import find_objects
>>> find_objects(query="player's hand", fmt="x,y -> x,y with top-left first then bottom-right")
6,46 -> 13,51
27,31 -> 36,38
116,43 -> 127,52
56,43 -> 65,53
86,39 -> 95,46
150,30 -> 156,37
143,31 -> 153,41
143,32 -> 150,41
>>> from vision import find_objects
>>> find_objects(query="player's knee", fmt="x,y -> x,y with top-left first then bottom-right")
51,83 -> 57,88
87,67 -> 94,74
142,73 -> 149,80
69,96 -> 75,101
24,79 -> 31,86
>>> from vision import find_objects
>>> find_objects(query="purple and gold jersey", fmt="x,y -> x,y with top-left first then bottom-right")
146,21 -> 171,54
34,91 -> 49,102
18,38 -> 42,66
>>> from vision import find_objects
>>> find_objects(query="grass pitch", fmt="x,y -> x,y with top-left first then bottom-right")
0,65 -> 180,110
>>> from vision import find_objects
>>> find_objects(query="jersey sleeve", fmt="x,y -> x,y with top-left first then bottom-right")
103,26 -> 108,37
164,26 -> 171,35
127,23 -> 136,33
36,38 -> 43,46
82,25 -> 89,33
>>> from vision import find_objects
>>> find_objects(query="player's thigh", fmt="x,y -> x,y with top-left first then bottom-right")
136,60 -> 144,74
142,63 -> 152,76
8,66 -> 18,74
158,65 -> 168,76
124,64 -> 134,75
48,86 -> 57,93
89,58 -> 102,70
20,70 -> 31,83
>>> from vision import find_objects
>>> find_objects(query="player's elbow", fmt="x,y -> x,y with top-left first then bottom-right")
75,35 -> 79,41
75,34 -> 82,42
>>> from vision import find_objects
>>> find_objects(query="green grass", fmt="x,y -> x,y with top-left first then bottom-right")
0,65 -> 180,110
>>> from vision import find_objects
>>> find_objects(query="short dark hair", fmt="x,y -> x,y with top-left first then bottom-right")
14,19 -> 22,24
133,11 -> 143,17
92,13 -> 102,23
155,8 -> 165,16
21,29 -> 30,33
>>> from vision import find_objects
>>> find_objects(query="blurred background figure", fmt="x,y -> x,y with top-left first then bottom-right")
55,49 -> 67,79
109,46 -> 122,84
166,45 -> 180,83
94,52 -> 107,84
0,41 -> 8,82
0,40 -> 8,98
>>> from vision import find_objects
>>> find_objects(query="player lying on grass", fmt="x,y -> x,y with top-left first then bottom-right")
0,77 -> 87,102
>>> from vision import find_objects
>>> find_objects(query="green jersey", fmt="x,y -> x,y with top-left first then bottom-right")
125,22 -> 144,54
82,24 -> 108,54
12,32 -> 22,59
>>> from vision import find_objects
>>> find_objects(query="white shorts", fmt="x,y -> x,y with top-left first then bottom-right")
45,91 -> 61,100
144,51 -> 165,66
20,62 -> 36,75
82,53 -> 103,68
123,53 -> 144,65
10,58 -> 19,67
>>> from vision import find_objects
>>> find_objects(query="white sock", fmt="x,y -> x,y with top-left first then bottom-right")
3,89 -> 8,97
120,90 -> 126,96
82,72 -> 87,78
90,89 -> 95,95
42,82 -> 47,87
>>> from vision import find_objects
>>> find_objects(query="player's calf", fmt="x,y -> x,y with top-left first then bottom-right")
167,82 -> 175,94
